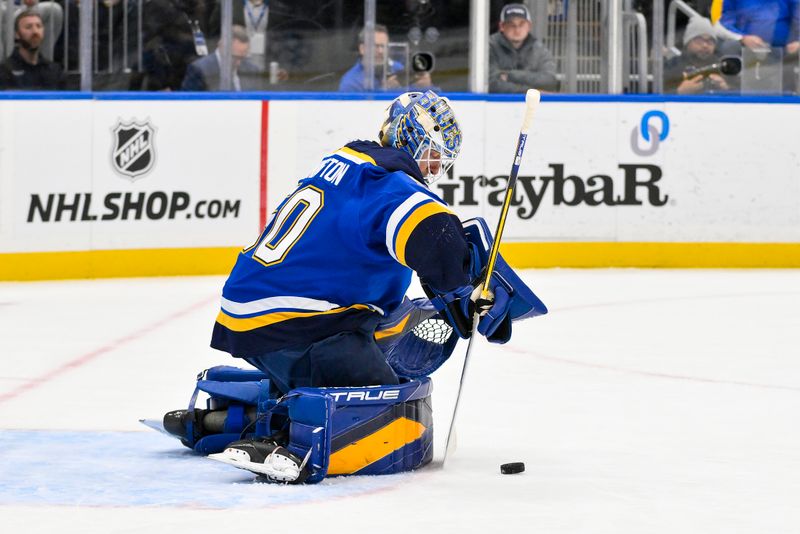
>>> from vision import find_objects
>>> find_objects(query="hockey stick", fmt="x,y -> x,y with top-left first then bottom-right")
443,89 -> 541,465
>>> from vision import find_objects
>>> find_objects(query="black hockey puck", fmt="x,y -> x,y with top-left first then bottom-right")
500,462 -> 525,475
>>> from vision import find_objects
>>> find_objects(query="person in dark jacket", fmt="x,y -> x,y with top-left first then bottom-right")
130,0 -> 205,91
208,0 -> 268,71
715,0 -> 798,92
665,16 -> 737,94
716,0 -> 799,52
181,25 -> 261,90
489,3 -> 558,93
0,10 -> 65,90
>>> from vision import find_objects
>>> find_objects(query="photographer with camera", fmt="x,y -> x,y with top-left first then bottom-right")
665,17 -> 739,94
339,24 -> 435,93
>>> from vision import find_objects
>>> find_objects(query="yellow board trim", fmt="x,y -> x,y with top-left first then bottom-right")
499,242 -> 800,269
395,202 -> 451,266
1,242 -> 799,281
327,417 -> 427,475
0,247 -> 241,281
216,303 -> 375,332
339,146 -> 376,165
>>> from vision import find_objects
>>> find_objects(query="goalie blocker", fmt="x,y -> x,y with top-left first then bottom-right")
425,217 -> 548,344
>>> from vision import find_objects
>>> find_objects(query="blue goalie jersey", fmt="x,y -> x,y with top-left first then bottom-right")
211,140 -> 469,358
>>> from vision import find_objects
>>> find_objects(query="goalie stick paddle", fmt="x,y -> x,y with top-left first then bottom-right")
443,89 -> 541,466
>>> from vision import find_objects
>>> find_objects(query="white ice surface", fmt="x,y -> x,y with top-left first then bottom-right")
1,270 -> 799,533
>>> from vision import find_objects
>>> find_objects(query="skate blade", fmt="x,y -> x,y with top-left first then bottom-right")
139,418 -> 175,438
208,449 -> 300,482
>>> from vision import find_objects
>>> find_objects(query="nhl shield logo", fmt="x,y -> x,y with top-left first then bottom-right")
111,120 -> 156,180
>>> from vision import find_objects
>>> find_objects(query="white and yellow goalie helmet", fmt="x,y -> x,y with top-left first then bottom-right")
379,90 -> 462,184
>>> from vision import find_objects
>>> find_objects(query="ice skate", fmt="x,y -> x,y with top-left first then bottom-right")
209,438 -> 311,484
161,408 -> 209,446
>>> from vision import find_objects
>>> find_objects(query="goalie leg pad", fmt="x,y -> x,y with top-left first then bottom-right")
163,367 -> 282,454
280,379 -> 433,482
314,378 -> 433,477
170,366 -> 433,483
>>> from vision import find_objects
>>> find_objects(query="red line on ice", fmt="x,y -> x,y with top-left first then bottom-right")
0,296 -> 217,405
504,345 -> 800,392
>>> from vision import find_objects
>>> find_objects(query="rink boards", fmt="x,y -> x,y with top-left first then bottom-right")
0,94 -> 798,279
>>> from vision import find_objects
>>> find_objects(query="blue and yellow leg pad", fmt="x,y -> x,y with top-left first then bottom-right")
177,366 -> 433,483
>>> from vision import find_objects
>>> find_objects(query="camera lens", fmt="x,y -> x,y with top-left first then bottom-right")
719,56 -> 742,75
411,52 -> 434,73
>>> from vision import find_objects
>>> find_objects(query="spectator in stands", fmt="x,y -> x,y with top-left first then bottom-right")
713,0 -> 798,92
209,0 -> 268,71
0,9 -> 64,89
714,0 -> 799,53
181,24 -> 260,90
665,16 -> 737,94
339,24 -> 433,92
489,3 -> 558,93
56,0 -> 140,89
130,0 -> 206,91
1,0 -> 63,62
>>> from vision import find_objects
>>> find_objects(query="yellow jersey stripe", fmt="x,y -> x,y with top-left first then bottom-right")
216,304 -> 374,332
327,417 -> 427,475
339,146 -> 377,165
394,202 -> 452,266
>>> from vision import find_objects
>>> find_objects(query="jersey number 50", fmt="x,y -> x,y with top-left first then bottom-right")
251,186 -> 324,266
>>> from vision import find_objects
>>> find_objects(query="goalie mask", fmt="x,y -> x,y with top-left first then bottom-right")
379,90 -> 462,184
